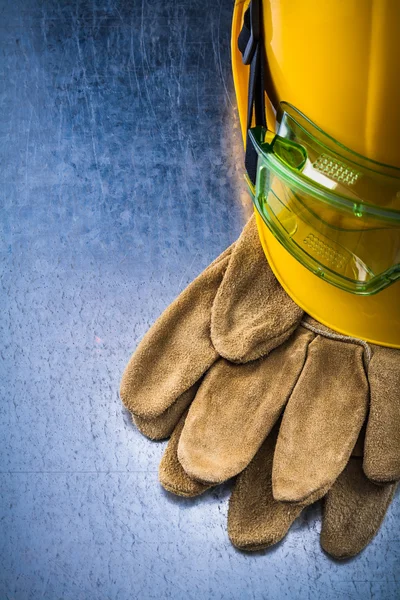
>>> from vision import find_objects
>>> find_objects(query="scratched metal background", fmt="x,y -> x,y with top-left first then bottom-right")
0,1 -> 399,598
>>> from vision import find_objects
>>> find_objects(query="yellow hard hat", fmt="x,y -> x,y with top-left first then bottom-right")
232,0 -> 400,347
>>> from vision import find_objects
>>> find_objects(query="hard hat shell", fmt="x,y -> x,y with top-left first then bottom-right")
232,0 -> 400,347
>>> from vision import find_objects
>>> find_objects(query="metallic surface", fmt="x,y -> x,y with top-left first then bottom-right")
0,1 -> 399,598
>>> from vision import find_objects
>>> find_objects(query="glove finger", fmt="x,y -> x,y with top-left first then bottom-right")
178,327 -> 315,484
320,457 -> 397,559
120,245 -> 232,419
273,335 -> 369,503
211,215 -> 304,363
227,423 -> 329,551
364,345 -> 400,483
132,383 -> 200,440
159,412 -> 212,498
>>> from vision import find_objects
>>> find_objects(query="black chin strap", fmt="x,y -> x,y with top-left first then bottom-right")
238,0 -> 267,186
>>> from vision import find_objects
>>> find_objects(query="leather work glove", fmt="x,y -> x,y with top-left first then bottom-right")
120,216 -> 400,558
157,323 -> 399,558
227,426 -> 397,559
120,215 -> 303,441
159,419 -> 397,558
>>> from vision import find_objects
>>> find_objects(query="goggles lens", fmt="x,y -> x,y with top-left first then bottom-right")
250,102 -> 400,294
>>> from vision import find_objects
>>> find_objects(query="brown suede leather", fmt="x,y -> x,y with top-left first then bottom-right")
136,313 -> 397,558
364,345 -> 400,483
321,458 -> 397,559
227,424 -> 331,551
178,327 -> 314,484
121,216 -> 303,425
158,416 -> 332,551
120,246 -> 231,419
273,336 -> 369,503
211,216 -> 303,363
228,425 -> 303,550
228,433 -> 396,557
133,384 -> 199,440
159,413 -> 211,497
121,214 -> 400,558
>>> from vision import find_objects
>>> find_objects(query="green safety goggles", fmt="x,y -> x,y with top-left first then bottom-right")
249,102 -> 400,295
